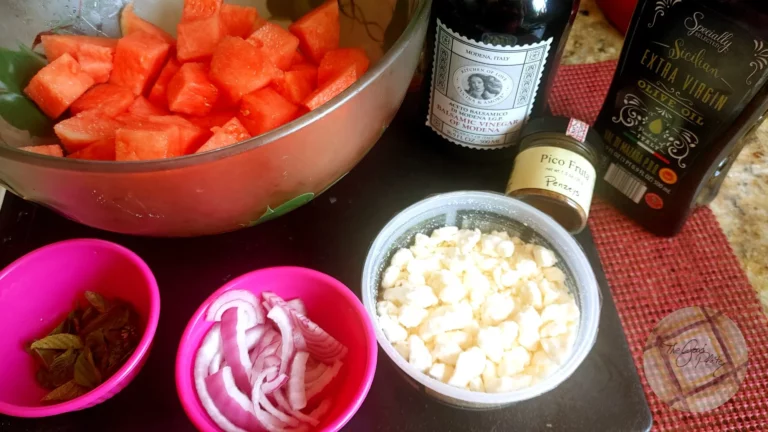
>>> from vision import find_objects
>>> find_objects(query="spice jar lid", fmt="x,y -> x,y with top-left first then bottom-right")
520,117 -> 603,162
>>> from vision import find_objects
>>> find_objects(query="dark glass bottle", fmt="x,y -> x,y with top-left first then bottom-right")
422,0 -> 581,150
593,0 -> 768,236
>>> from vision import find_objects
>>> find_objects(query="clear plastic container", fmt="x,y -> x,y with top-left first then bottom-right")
361,191 -> 601,409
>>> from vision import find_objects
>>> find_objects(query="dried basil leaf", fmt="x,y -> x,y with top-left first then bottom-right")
84,291 -> 109,313
40,348 -> 78,388
85,330 -> 109,372
31,348 -> 58,370
42,380 -> 89,403
74,348 -> 102,389
79,303 -> 128,336
31,334 -> 83,350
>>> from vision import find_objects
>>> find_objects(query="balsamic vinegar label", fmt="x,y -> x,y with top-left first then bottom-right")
597,1 -> 768,210
426,19 -> 552,149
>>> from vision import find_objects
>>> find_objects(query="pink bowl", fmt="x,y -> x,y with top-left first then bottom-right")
0,239 -> 161,418
176,267 -> 377,432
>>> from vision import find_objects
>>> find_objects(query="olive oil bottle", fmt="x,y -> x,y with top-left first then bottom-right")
423,0 -> 581,150
594,0 -> 768,236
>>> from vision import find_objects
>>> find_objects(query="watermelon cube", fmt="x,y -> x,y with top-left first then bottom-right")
289,0 -> 340,64
115,125 -> 177,160
24,53 -> 95,119
182,0 -> 222,21
196,117 -> 250,153
67,139 -> 116,161
290,51 -> 313,69
54,111 -> 122,153
272,69 -> 317,105
40,35 -> 118,62
210,37 -> 282,104
177,15 -> 224,62
70,84 -> 135,117
247,22 -> 299,70
110,31 -> 171,95
239,87 -> 298,136
128,96 -> 169,117
302,65 -> 357,111
147,115 -> 207,155
185,110 -> 238,130
19,145 -> 64,157
167,63 -> 219,116
75,44 -> 116,83
221,4 -> 259,38
318,48 -> 370,86
120,4 -> 175,45
148,58 -> 181,108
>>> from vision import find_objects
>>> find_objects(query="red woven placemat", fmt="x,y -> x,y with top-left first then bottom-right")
550,61 -> 768,431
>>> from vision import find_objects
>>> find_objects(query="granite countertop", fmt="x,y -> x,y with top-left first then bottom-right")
564,0 -> 768,315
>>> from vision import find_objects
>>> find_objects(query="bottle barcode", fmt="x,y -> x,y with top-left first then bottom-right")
604,164 -> 648,203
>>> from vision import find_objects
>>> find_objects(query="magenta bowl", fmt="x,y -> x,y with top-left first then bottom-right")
0,239 -> 161,418
176,266 -> 378,432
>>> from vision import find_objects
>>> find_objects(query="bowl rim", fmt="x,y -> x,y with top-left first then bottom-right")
361,191 -> 601,406
0,238 -> 161,418
0,0 -> 432,174
175,266 -> 378,432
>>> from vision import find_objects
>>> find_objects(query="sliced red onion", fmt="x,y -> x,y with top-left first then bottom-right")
251,368 -> 290,432
262,292 -> 347,362
259,393 -> 299,427
305,360 -> 343,400
288,352 -> 309,410
207,290 -> 264,326
267,305 -> 296,377
309,398 -> 333,421
286,299 -> 307,315
206,367 -> 264,432
209,351 -> 224,376
246,325 -> 267,350
304,362 -> 328,383
196,325 -> 245,432
262,374 -> 288,394
221,308 -> 254,394
274,391 -> 320,427
250,330 -> 280,363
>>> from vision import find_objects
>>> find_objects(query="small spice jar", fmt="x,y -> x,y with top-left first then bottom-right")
506,117 -> 602,234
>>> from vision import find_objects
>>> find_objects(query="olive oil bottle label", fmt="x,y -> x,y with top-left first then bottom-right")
595,2 -> 768,211
507,146 -> 597,217
426,19 -> 552,149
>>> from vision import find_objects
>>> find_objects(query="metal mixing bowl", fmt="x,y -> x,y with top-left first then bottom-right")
0,0 -> 429,236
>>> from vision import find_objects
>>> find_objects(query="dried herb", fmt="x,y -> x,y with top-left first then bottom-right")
28,291 -> 142,403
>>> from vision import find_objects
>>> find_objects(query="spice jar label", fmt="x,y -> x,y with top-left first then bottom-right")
506,145 -> 596,216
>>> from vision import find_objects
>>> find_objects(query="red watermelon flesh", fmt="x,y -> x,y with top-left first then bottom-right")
19,144 -> 64,157
115,124 -> 177,160
185,110 -> 238,130
70,83 -> 135,117
54,111 -> 122,153
239,87 -> 299,136
272,69 -> 316,105
40,35 -> 117,61
196,117 -> 250,153
247,22 -> 299,70
120,4 -> 175,45
67,138 -> 116,161
210,36 -> 283,104
110,31 -> 171,95
128,96 -> 169,117
148,58 -> 181,109
288,0 -> 340,64
221,4 -> 259,38
318,48 -> 370,86
147,115 -> 207,155
167,62 -> 219,116
25,53 -> 95,119
302,65 -> 357,111
177,15 -> 224,62
182,0 -> 222,21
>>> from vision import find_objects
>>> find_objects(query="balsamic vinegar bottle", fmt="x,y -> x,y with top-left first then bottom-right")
594,0 -> 768,236
423,0 -> 581,150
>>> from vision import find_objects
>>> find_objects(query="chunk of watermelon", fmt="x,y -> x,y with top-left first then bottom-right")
289,0 -> 340,64
247,22 -> 299,70
196,117 -> 250,153
67,139 -> 116,160
167,63 -> 219,116
210,36 -> 282,104
177,15 -> 223,62
318,48 -> 370,86
272,69 -> 316,105
148,58 -> 181,108
115,124 -> 177,160
19,145 -> 64,157
76,44 -> 116,83
110,31 -> 171,95
120,3 -> 175,45
290,51 -> 313,69
24,53 -> 95,119
40,35 -> 117,62
185,110 -> 238,130
220,4 -> 259,38
182,0 -> 222,21
147,115 -> 207,155
239,87 -> 298,136
54,111 -> 122,153
128,96 -> 169,117
70,84 -> 135,117
302,65 -> 357,111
